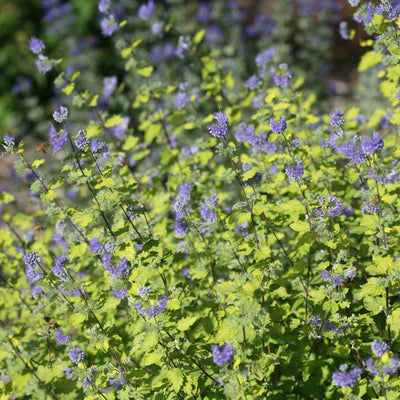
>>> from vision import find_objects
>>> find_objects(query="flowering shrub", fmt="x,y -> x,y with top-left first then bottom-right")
1,1 -> 400,399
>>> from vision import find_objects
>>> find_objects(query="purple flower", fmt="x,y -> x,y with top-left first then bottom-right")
255,48 -> 276,67
371,340 -> 388,357
270,117 -> 287,134
212,343 -> 234,366
29,37 -> 45,54
110,117 -> 129,139
138,1 -> 155,20
330,109 -> 345,128
361,132 -> 384,156
344,267 -> 356,280
174,92 -> 191,110
32,285 -> 43,298
246,75 -> 260,90
285,160 -> 304,181
98,0 -> 110,13
24,251 -> 43,283
103,255 -> 129,277
100,15 -> 118,37
200,204 -> 216,223
53,106 -> 69,123
51,255 -> 68,280
174,219 -> 188,237
89,237 -> 103,254
332,366 -> 361,388
383,356 -> 399,375
35,54 -> 53,74
196,3 -> 211,23
320,269 -> 330,282
331,274 -> 342,286
138,285 -> 151,298
146,295 -> 168,320
2,134 -> 15,150
74,130 -> 89,150
113,288 -> 127,299
49,125 -> 68,153
339,21 -> 351,40
309,314 -> 322,326
243,172 -> 262,186
235,221 -> 248,237
64,367 -> 74,380
273,66 -> 292,88
205,194 -> 219,207
208,112 -> 229,138
151,21 -> 163,36
69,348 -> 85,364
55,329 -> 71,345
103,76 -> 117,97
234,123 -> 255,143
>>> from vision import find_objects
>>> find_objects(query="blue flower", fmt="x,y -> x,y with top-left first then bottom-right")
270,117 -> 287,134
23,251 -> 43,283
100,15 -> 118,37
330,109 -> 345,128
49,125 -> 68,153
285,160 -> 304,181
53,106 -> 69,123
103,76 -> 117,97
332,366 -> 361,388
74,130 -> 90,150
69,348 -> 85,364
208,112 -> 229,138
371,340 -> 388,357
200,204 -> 216,222
138,1 -> 155,20
29,37 -> 45,54
98,0 -> 110,13
55,329 -> 71,345
212,343 -> 234,366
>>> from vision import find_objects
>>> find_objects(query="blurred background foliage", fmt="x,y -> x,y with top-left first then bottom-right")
0,0 -> 374,142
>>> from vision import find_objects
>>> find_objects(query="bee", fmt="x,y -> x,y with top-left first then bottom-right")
371,198 -> 379,206
36,142 -> 49,153
44,316 -> 59,329
34,225 -> 43,232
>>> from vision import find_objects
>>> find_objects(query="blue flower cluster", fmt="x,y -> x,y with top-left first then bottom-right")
208,112 -> 229,138
212,343 -> 234,366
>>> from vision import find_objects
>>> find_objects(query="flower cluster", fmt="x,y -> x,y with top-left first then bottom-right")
208,112 -> 229,138
136,295 -> 168,320
212,343 -> 234,366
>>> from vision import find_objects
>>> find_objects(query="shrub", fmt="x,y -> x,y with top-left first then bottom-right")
1,1 -> 400,399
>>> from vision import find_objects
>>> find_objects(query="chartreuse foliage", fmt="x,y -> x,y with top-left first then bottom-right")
1,1 -> 400,399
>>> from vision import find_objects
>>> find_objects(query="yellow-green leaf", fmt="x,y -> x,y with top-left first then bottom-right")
137,66 -> 153,77
32,159 -> 45,168
168,368 -> 183,392
177,317 -> 197,331
359,50 -> 382,72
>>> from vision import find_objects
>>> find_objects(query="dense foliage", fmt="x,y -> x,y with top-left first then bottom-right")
1,1 -> 400,399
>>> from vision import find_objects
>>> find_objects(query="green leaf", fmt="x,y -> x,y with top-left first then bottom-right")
290,221 -> 309,233
193,29 -> 206,45
62,83 -> 75,95
144,124 -> 162,143
137,66 -> 153,77
177,317 -> 197,331
358,50 -> 382,71
168,368 -> 183,392
70,313 -> 86,327
141,351 -> 162,366
0,192 -> 14,205
32,159 -> 45,168
105,114 -> 125,128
